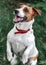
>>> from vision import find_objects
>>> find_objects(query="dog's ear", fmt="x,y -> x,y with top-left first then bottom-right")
19,3 -> 25,7
32,8 -> 41,16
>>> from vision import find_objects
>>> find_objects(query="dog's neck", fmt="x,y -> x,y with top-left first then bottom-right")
14,18 -> 34,30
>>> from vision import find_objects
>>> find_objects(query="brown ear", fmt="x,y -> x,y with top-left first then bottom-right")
32,8 -> 41,16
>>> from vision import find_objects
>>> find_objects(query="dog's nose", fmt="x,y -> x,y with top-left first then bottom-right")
14,9 -> 19,14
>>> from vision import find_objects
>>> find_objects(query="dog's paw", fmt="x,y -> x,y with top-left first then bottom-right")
7,55 -> 13,62
21,58 -> 28,64
21,55 -> 28,64
10,56 -> 17,65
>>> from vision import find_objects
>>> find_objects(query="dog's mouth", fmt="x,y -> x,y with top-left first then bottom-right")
13,15 -> 27,23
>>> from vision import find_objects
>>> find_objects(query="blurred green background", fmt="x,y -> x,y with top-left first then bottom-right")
0,0 -> 46,65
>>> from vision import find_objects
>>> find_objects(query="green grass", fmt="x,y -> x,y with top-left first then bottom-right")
0,0 -> 46,65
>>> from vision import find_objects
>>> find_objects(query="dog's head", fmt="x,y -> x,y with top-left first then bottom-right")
13,3 -> 41,23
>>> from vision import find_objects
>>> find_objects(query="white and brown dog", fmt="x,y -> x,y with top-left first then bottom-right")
7,3 -> 41,65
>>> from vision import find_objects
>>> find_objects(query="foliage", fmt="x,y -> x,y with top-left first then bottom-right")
0,0 -> 46,65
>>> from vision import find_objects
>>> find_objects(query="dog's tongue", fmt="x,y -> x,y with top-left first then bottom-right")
13,16 -> 23,23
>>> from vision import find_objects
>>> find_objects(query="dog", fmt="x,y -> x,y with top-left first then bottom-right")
7,3 -> 41,65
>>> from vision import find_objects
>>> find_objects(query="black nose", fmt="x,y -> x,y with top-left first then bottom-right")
14,9 -> 19,14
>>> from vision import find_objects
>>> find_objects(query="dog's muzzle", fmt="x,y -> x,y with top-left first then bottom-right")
13,16 -> 27,23
13,9 -> 27,23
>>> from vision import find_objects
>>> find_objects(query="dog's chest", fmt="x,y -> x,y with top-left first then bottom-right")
8,22 -> 34,52
9,28 -> 34,45
8,29 -> 27,52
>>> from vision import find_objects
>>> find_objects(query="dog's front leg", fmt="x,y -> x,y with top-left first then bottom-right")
7,40 -> 13,62
10,54 -> 17,65
7,40 -> 17,65
29,59 -> 37,65
22,44 -> 33,64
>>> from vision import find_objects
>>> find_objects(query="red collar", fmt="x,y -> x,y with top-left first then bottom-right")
14,26 -> 30,34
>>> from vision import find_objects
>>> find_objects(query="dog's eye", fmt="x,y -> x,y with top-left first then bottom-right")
23,7 -> 29,12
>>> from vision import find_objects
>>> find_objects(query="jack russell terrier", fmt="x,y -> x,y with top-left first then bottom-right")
7,3 -> 41,65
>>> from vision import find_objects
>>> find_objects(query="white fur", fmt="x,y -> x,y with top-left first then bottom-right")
16,8 -> 25,17
7,7 -> 38,65
7,18 -> 38,65
29,59 -> 37,65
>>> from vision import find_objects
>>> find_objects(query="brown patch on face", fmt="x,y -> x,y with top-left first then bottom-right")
23,6 -> 34,22
19,3 -> 41,22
